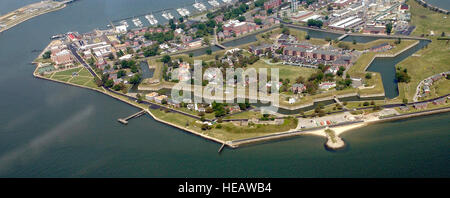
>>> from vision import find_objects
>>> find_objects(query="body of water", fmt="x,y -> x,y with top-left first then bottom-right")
425,0 -> 450,11
0,0 -> 448,177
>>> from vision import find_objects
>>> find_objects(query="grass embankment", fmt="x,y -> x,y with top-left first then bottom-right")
395,0 -> 450,101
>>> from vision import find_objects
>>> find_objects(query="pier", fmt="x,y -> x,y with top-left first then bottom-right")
218,143 -> 226,153
118,110 -> 147,125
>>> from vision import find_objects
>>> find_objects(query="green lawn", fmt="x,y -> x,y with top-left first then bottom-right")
53,67 -> 83,76
77,68 -> 92,77
248,60 -> 317,82
51,75 -> 71,82
395,0 -> 450,101
68,76 -> 93,86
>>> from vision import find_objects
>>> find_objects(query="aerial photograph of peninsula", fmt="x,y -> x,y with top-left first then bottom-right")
0,0 -> 449,186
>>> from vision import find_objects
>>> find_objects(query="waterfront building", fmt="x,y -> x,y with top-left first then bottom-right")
319,82 -> 337,90
51,49 -> 73,66
249,44 -> 272,56
154,95 -> 168,104
433,97 -> 446,105
292,83 -> 306,93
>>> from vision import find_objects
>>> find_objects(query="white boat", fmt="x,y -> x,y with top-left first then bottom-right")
145,14 -> 158,25
222,0 -> 232,4
177,8 -> 190,17
162,11 -> 174,20
208,0 -> 220,7
193,0 -> 207,12
132,18 -> 143,28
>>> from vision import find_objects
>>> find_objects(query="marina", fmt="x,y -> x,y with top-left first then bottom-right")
145,14 -> 158,26
208,0 -> 220,7
193,1 -> 207,12
177,8 -> 190,17
161,11 -> 173,20
132,18 -> 143,28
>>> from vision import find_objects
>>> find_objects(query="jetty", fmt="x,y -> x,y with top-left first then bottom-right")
118,110 -> 147,125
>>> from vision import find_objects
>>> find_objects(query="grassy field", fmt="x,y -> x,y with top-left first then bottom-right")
248,60 -> 317,82
395,0 -> 450,101
223,110 -> 262,120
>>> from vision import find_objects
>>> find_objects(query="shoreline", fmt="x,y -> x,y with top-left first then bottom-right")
33,62 -> 450,150
0,2 -> 66,34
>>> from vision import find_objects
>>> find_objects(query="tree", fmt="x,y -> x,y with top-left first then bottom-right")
117,69 -> 126,78
161,55 -> 171,64
254,18 -> 262,25
136,93 -> 143,103
42,51 -> 51,59
386,23 -> 393,35
267,8 -> 273,15
441,32 -> 446,37
307,19 -> 323,28
189,53 -> 194,58
129,74 -> 142,85
403,98 -> 408,104
305,34 -> 311,40
237,16 -> 246,22
206,48 -> 212,55
104,79 -> 114,88
353,40 -> 357,45
365,73 -> 372,79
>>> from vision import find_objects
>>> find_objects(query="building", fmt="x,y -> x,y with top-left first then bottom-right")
145,92 -> 159,101
249,44 -> 272,56
188,38 -> 203,48
292,83 -> 306,93
413,102 -> 428,110
154,95 -> 168,104
363,24 -> 386,34
328,16 -> 363,31
51,49 -> 73,66
264,0 -> 282,10
433,97 -> 446,105
319,82 -> 336,90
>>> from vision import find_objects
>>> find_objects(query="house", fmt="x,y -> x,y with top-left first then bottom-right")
325,66 -> 339,75
413,102 -> 428,110
145,92 -> 159,101
423,85 -> 430,93
249,44 -> 272,56
319,82 -> 336,90
154,95 -> 168,104
433,97 -> 446,105
292,83 -> 306,93
188,38 -> 203,48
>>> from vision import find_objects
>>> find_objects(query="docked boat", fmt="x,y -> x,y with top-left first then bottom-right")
222,0 -> 232,4
162,11 -> 174,20
132,18 -> 143,28
193,0 -> 207,12
145,14 -> 158,26
50,34 -> 64,40
208,0 -> 220,7
176,8 -> 190,17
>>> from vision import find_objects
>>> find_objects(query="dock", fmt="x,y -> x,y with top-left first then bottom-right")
218,143 -> 226,153
118,110 -> 147,125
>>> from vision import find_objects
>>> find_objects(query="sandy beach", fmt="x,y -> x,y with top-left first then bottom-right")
303,123 -> 368,138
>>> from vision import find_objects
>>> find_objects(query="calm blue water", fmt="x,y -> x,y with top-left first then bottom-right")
426,0 -> 450,11
0,0 -> 448,178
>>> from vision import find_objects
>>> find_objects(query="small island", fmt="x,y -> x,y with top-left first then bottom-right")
32,0 -> 450,151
